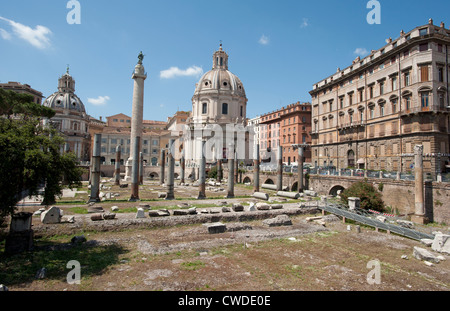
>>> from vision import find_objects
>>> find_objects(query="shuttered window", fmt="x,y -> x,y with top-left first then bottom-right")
420,65 -> 429,82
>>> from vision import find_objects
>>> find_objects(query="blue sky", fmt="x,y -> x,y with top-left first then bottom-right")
1,0 -> 450,121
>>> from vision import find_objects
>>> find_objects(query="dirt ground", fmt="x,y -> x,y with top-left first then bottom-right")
2,181 -> 450,293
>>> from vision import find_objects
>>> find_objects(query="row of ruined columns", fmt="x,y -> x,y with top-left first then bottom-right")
88,139 -> 428,224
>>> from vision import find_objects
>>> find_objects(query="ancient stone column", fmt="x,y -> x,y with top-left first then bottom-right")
253,143 -> 260,193
412,145 -> 427,224
234,152 -> 239,183
198,139 -> 206,199
160,149 -> 165,185
139,152 -> 144,185
125,52 -> 147,181
297,146 -> 304,193
217,159 -> 223,182
114,145 -> 121,186
277,147 -> 283,191
166,139 -> 175,200
180,153 -> 185,184
89,133 -> 101,203
227,146 -> 235,198
130,136 -> 140,201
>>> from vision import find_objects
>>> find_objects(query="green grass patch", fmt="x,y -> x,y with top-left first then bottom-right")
0,240 -> 128,286
180,260 -> 205,271
69,206 -> 89,214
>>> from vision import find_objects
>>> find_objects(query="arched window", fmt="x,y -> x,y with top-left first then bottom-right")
202,103 -> 207,114
222,103 -> 228,115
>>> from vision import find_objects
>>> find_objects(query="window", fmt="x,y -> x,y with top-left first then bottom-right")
329,102 -> 333,112
419,43 -> 428,52
420,65 -> 429,82
380,105 -> 385,117
120,119 -> 124,123
380,82 -> 384,95
370,107 -> 374,119
340,97 -> 344,109
359,90 -> 364,102
421,92 -> 430,108
113,119 -> 118,122
392,99 -> 397,113
438,44 -> 443,53
222,103 -> 228,115
143,140 -> 148,145
101,138 -> 107,143
369,86 -> 374,99
111,139 -> 117,144
438,67 -> 444,82
202,103 -> 207,114
349,94 -> 353,105
403,50 -> 410,58
419,28 -> 428,36
439,93 -> 445,108
360,110 -> 364,122
240,106 -> 243,117
392,76 -> 398,91
126,120 -> 131,123
143,149 -> 148,154
404,72 -> 411,86
405,96 -> 411,110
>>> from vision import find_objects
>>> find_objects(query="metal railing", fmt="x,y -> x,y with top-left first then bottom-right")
319,202 -> 435,241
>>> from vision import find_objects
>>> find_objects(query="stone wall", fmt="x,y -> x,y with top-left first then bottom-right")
309,175 -> 450,224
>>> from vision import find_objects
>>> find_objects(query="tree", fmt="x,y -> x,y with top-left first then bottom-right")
0,89 -> 83,222
340,180 -> 385,212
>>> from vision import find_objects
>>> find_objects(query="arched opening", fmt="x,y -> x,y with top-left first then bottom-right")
291,182 -> 298,192
243,176 -> 251,184
174,173 -> 179,179
149,172 -> 159,179
329,185 -> 345,196
264,178 -> 274,185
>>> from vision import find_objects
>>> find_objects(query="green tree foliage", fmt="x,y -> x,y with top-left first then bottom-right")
340,180 -> 385,212
0,89 -> 83,221
207,165 -> 218,179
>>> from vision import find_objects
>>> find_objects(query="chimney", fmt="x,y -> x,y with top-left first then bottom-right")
99,116 -> 102,121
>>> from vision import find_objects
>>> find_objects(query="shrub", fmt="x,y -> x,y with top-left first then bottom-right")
340,181 -> 385,212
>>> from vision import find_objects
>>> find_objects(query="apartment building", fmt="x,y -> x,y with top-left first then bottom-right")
309,19 -> 450,174
260,102 -> 312,165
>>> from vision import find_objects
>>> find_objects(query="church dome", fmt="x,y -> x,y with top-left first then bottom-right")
43,68 -> 86,116
193,45 -> 246,98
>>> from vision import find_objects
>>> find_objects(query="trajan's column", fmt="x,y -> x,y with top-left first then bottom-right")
125,52 -> 147,181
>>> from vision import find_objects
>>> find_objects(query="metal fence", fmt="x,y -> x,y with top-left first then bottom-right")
319,202 -> 435,241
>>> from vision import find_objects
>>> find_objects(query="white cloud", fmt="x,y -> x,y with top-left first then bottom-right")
259,34 -> 269,45
0,28 -> 11,40
300,18 -> 309,28
0,16 -> 52,49
160,66 -> 203,79
88,96 -> 110,106
354,48 -> 369,57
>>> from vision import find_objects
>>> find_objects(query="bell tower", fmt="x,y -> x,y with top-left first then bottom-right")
212,43 -> 228,70
58,65 -> 75,93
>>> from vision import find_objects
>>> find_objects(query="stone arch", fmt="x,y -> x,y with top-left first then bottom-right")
149,172 -> 159,179
243,176 -> 251,184
264,178 -> 274,185
174,173 -> 179,179
291,182 -> 298,192
329,185 -> 345,196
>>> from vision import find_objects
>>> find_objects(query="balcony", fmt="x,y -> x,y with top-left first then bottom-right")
337,120 -> 366,130
401,106 -> 450,117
